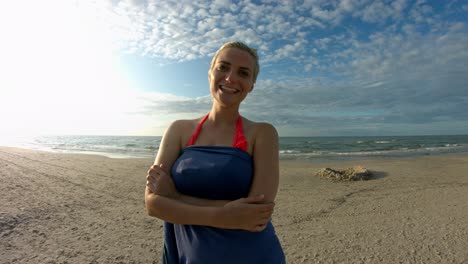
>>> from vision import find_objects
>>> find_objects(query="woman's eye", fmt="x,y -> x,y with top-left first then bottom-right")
217,65 -> 228,71
239,71 -> 250,77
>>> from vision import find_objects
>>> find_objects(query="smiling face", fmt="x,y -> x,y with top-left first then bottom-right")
208,47 -> 256,108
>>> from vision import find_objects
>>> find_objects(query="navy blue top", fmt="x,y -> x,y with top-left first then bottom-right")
162,146 -> 285,264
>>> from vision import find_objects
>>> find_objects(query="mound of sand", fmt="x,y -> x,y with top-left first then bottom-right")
315,166 -> 372,181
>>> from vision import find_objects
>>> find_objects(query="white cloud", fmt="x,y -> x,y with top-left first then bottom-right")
74,0 -> 363,64
5,0 -> 465,136
73,0 -> 465,79
356,0 -> 407,23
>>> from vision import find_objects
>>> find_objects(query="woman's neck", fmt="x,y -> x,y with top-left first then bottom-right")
208,104 -> 240,125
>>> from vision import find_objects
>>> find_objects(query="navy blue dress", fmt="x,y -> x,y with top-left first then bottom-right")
162,146 -> 285,263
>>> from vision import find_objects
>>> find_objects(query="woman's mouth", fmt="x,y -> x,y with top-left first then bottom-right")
219,85 -> 240,94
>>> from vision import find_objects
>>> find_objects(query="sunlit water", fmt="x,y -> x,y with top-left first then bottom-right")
2,134 -> 468,161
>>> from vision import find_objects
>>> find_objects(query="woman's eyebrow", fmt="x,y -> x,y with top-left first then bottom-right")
218,61 -> 252,72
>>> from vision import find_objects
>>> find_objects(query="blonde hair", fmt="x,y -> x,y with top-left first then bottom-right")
210,41 -> 260,83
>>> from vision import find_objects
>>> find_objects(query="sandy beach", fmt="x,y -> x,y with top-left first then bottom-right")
1,146 -> 467,263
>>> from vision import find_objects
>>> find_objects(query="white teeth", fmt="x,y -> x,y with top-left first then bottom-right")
220,86 -> 239,94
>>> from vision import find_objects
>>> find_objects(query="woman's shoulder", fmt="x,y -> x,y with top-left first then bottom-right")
170,117 -> 202,130
166,117 -> 204,142
242,117 -> 278,140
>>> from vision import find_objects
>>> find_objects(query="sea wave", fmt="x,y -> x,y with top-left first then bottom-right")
279,144 -> 468,161
4,135 -> 468,160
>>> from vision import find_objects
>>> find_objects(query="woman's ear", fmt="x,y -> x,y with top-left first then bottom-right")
249,84 -> 254,92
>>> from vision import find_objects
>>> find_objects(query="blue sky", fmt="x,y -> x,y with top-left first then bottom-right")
1,0 -> 467,137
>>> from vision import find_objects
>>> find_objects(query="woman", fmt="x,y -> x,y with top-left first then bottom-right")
145,41 -> 285,263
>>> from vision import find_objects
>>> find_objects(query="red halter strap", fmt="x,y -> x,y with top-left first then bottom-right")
186,114 -> 248,152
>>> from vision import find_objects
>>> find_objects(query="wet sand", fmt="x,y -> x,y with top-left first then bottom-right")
1,146 -> 467,263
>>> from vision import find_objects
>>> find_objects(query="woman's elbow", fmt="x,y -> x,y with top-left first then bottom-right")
145,193 -> 163,218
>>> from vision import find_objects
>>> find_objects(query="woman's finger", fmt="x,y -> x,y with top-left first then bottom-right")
149,168 -> 162,176
147,173 -> 154,181
148,183 -> 157,193
257,205 -> 274,214
251,225 -> 265,232
147,182 -> 155,193
149,182 -> 158,193
152,164 -> 162,170
147,175 -> 159,186
159,163 -> 169,174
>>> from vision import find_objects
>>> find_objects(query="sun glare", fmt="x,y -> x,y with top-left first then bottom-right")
0,1 -> 144,138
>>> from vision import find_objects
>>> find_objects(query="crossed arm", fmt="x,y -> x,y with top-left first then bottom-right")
144,120 -> 279,232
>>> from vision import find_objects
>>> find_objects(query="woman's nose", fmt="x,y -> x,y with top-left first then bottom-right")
225,70 -> 236,82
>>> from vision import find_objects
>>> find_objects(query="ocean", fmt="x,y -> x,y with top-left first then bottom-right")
2,134 -> 468,162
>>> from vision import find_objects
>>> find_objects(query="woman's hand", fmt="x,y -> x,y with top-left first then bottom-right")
146,164 -> 180,200
219,195 -> 274,232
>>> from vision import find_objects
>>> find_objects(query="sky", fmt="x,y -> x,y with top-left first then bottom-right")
1,0 -> 467,137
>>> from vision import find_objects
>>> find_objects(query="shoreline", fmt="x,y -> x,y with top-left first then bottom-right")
1,146 -> 467,263
3,144 -> 468,162
2,134 -> 468,163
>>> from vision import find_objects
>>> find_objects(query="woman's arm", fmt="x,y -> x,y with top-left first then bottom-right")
145,120 -> 274,231
146,187 -> 273,231
248,123 -> 280,203
147,164 -> 230,207
146,119 -> 230,207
